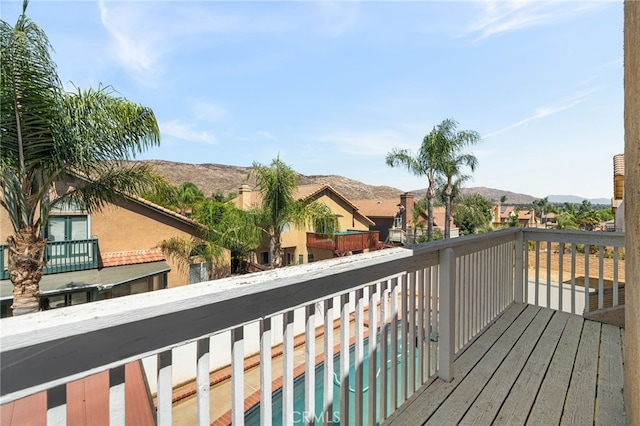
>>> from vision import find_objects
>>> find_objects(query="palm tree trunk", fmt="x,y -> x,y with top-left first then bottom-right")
7,227 -> 46,315
444,194 -> 451,239
426,191 -> 435,242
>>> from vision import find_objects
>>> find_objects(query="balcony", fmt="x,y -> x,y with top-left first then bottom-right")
306,230 -> 380,253
0,228 -> 626,425
0,239 -> 99,280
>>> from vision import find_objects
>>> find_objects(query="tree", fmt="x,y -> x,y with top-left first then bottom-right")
452,193 -> 493,235
248,156 -> 338,268
387,118 -> 479,241
438,120 -> 479,239
1,2 -> 162,314
386,128 -> 441,241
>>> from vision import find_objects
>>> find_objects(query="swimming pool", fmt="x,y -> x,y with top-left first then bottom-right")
245,334 -> 433,425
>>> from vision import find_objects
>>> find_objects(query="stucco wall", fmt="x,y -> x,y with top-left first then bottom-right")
624,1 -> 639,422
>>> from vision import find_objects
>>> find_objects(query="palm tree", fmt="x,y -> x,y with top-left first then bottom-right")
248,156 -> 338,268
436,120 -> 480,239
386,127 -> 442,241
387,119 -> 480,241
1,2 -> 162,314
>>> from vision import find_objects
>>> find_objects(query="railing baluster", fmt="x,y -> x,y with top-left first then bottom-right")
260,318 -> 272,426
408,272 -> 416,395
109,365 -> 125,426
196,338 -> 210,426
598,245 -> 605,310
559,243 -> 564,312
534,240 -> 540,306
339,293 -> 350,426
354,288 -> 365,426
47,384 -> 66,426
515,233 -> 523,304
390,278 -> 399,411
323,298 -> 334,426
613,247 -> 619,306
439,247 -> 456,382
379,281 -> 389,422
400,273 -> 408,403
157,350 -> 173,426
231,327 -> 244,426
571,243 -> 577,314
417,269 -> 425,385
283,312 -> 295,426
305,304 -> 316,426
546,241 -> 552,308
584,245 -> 590,314
368,282 -> 378,426
524,239 -> 529,304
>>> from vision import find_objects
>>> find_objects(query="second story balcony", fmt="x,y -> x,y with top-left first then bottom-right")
306,230 -> 380,253
0,228 -> 627,425
0,239 -> 99,281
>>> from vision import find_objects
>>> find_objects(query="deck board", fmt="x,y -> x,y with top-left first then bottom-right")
492,311 -> 570,425
595,324 -> 625,426
527,314 -> 583,425
561,320 -> 600,424
384,303 -> 626,426
459,308 -> 553,425
383,303 -> 528,425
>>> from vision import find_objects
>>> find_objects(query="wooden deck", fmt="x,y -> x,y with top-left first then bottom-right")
384,303 -> 626,426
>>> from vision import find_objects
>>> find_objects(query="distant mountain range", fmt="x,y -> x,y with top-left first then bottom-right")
140,160 -> 609,206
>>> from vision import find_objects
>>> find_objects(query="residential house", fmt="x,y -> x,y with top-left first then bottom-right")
234,183 -> 379,265
0,187 -> 230,317
491,204 -> 539,228
612,153 -> 624,232
355,192 -> 459,245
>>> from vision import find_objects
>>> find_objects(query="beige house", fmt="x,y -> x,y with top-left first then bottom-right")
491,204 -> 539,228
234,183 -> 379,266
0,189 -> 230,316
612,153 -> 624,231
355,192 -> 458,245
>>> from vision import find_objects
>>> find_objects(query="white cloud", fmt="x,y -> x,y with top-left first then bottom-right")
306,129 -> 416,157
192,101 -> 227,122
160,120 -> 217,145
484,100 -> 581,138
464,1 -> 606,42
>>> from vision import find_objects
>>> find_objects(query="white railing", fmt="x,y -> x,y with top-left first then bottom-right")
0,228 -> 623,425
522,229 -> 625,315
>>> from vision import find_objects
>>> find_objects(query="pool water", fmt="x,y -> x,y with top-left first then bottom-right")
245,334 -> 431,425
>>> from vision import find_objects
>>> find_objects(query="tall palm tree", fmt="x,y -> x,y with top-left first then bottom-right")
436,120 -> 480,238
387,119 -> 480,241
386,126 -> 442,241
248,156 -> 338,268
1,1 -> 162,314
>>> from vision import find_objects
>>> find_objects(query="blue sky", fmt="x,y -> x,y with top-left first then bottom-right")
2,0 -> 623,199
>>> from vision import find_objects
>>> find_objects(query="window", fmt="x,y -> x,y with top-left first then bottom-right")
298,254 -> 304,265
307,253 -> 314,263
46,215 -> 89,261
259,252 -> 269,265
282,223 -> 291,233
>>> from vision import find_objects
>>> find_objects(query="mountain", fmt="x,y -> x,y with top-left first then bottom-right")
409,186 -> 537,205
140,160 -> 542,204
141,160 -> 403,201
546,195 -> 610,205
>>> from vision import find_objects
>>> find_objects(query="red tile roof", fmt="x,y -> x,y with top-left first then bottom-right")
100,249 -> 165,268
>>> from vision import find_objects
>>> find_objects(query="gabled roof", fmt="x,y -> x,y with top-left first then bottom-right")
352,199 -> 400,218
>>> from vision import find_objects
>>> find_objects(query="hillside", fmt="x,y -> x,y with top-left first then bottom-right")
140,160 -> 542,203
141,160 -> 404,201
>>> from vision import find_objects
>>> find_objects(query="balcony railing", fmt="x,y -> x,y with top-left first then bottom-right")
0,239 -> 99,280
306,230 -> 380,252
0,229 -> 624,425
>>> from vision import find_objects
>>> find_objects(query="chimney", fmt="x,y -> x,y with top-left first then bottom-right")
400,192 -> 415,231
238,184 -> 252,210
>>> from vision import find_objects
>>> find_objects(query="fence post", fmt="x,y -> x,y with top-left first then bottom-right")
515,231 -> 524,304
439,247 -> 456,382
